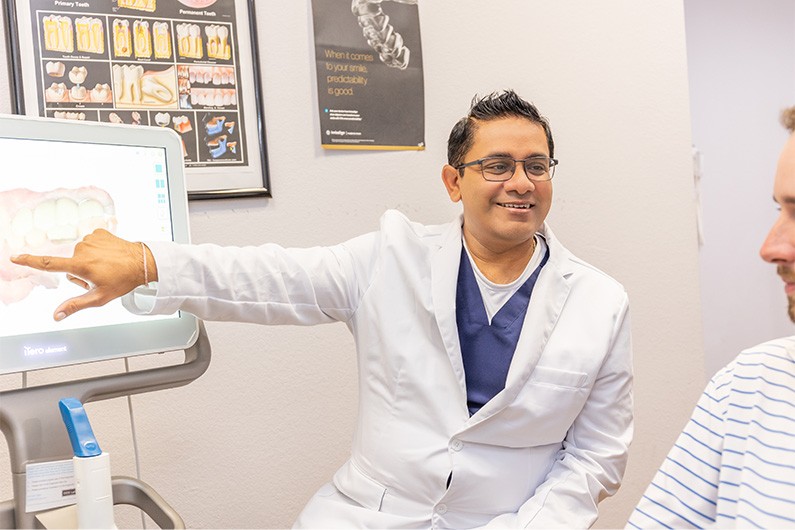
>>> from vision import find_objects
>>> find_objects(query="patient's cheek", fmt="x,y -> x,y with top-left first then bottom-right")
0,187 -> 117,304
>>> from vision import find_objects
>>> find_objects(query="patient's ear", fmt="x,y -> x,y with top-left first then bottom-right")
442,164 -> 462,202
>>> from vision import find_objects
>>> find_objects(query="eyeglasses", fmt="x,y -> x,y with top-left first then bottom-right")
456,156 -> 558,182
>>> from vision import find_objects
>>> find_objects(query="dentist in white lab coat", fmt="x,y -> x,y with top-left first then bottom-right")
12,90 -> 633,529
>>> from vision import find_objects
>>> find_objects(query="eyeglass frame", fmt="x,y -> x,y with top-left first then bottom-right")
455,155 -> 559,182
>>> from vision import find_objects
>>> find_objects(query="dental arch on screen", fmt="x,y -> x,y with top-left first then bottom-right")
0,188 -> 116,305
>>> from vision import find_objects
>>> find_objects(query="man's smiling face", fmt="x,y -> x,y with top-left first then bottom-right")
442,116 -> 553,255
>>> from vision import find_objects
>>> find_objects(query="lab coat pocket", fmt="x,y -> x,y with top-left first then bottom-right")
528,365 -> 588,389
333,459 -> 387,511
504,366 -> 590,446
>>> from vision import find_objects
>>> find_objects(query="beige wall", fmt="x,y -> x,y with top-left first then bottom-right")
0,1 -> 704,527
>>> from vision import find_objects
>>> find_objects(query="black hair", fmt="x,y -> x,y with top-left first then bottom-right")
447,90 -> 554,170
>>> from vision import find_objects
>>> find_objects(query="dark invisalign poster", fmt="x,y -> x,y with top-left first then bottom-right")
311,0 -> 425,150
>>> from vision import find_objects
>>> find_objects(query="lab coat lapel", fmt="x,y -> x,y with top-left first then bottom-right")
431,216 -> 467,394
505,247 -> 571,389
472,226 -> 574,420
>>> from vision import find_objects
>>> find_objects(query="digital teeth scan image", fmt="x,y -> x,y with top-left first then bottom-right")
0,187 -> 117,305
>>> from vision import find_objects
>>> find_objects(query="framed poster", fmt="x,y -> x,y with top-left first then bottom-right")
4,0 -> 270,199
311,0 -> 424,150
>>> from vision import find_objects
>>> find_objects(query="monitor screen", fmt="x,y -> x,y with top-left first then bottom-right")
0,114 -> 198,374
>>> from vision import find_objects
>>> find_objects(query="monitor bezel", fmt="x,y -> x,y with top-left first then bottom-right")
0,114 -> 199,375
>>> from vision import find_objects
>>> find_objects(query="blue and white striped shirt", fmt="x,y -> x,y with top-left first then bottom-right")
628,336 -> 795,529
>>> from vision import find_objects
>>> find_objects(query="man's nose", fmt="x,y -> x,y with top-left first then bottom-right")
760,216 -> 795,264
504,161 -> 536,193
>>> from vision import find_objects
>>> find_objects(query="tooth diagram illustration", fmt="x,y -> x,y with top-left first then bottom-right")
0,187 -> 117,305
113,64 -> 177,107
75,17 -> 104,54
46,61 -> 65,78
190,88 -> 236,107
69,85 -> 88,101
113,64 -> 143,104
45,83 -> 68,103
90,83 -> 112,103
205,25 -> 231,60
113,19 -> 132,57
176,23 -> 203,59
172,115 -> 192,133
68,66 -> 88,85
153,21 -> 172,59
134,20 -> 152,58
182,65 -> 235,87
205,115 -> 226,135
53,111 -> 86,120
42,15 -> 74,53
351,0 -> 418,70
207,135 -> 227,159
117,0 -> 156,13
154,112 -> 170,127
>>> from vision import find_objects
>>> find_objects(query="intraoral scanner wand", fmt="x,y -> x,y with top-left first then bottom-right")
59,398 -> 117,529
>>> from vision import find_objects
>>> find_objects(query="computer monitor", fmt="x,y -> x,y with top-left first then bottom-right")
0,114 -> 199,374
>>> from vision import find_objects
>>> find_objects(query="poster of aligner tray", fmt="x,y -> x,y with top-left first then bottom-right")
4,0 -> 270,199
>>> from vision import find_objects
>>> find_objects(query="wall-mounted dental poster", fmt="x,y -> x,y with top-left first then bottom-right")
4,0 -> 270,199
311,0 -> 425,151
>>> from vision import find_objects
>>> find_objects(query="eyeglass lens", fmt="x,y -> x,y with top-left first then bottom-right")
481,157 -> 552,180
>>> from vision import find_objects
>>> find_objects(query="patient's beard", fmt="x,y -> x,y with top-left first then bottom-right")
777,266 -> 795,323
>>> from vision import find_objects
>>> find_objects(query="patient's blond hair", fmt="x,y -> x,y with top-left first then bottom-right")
782,106 -> 795,133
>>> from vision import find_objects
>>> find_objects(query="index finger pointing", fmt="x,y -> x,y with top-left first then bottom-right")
10,254 -> 75,274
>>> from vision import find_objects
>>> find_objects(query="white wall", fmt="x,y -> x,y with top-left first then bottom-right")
0,2 -> 704,528
685,0 -> 795,378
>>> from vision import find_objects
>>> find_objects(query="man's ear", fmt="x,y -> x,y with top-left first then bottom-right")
442,164 -> 462,202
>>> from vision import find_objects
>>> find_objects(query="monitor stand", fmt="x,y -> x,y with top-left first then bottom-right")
0,321 -> 211,529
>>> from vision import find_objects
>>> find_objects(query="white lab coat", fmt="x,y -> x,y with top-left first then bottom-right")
125,210 -> 633,529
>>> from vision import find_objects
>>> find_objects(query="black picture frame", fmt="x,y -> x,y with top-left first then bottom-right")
4,0 -> 270,200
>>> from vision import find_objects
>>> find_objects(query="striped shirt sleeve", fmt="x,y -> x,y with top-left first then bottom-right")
627,364 -> 734,529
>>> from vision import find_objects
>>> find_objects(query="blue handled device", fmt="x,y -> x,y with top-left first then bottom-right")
58,398 -> 102,458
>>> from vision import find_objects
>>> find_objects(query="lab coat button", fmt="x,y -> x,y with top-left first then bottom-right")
436,503 -> 447,515
450,439 -> 463,451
